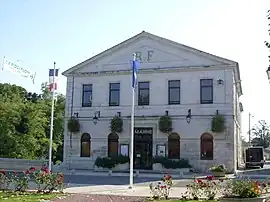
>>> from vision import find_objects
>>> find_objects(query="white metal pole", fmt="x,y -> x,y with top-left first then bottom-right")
48,62 -> 56,172
129,53 -> 136,189
248,112 -> 251,147
2,56 -> 5,71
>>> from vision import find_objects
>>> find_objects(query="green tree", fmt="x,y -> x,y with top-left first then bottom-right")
0,83 -> 65,162
252,120 -> 270,148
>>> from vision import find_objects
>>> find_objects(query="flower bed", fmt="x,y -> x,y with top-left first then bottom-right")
180,175 -> 270,201
0,165 -> 65,193
149,174 -> 173,200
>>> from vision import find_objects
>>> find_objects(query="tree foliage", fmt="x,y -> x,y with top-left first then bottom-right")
0,83 -> 65,162
251,120 -> 270,148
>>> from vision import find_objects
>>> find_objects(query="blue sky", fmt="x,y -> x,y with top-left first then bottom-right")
0,0 -> 269,139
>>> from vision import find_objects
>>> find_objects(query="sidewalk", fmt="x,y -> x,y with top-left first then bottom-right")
64,184 -> 187,198
59,169 -> 210,179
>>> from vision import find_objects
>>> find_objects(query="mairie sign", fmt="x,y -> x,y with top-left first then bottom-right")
134,127 -> 153,135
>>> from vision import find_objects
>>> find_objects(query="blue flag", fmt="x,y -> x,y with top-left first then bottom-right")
132,59 -> 139,88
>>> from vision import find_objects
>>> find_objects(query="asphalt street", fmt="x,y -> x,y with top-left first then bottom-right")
63,162 -> 270,187
64,175 -> 192,187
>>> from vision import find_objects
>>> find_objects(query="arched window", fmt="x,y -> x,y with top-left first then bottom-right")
108,133 -> 119,157
168,133 -> 180,159
200,133 -> 213,160
81,133 -> 91,157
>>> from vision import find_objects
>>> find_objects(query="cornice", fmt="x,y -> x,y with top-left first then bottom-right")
70,64 -> 235,77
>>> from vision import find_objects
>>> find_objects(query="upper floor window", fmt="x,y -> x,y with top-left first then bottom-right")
200,79 -> 213,104
82,84 -> 92,107
138,82 -> 150,106
109,83 -> 120,106
168,80 -> 180,105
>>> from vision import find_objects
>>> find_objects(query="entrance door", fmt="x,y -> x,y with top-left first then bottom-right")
134,128 -> 153,170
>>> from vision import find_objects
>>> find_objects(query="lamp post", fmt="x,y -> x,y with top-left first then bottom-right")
186,109 -> 192,124
93,111 -> 100,125
266,66 -> 270,82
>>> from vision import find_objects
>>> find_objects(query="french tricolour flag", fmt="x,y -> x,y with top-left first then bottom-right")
48,69 -> 59,92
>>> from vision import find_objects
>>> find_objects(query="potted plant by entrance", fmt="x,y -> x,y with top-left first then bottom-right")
67,118 -> 80,133
211,114 -> 225,133
219,178 -> 270,202
209,164 -> 226,177
158,115 -> 172,134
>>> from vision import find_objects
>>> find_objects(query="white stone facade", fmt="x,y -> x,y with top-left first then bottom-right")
62,31 -> 243,173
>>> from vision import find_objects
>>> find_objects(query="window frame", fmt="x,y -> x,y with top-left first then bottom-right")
80,133 -> 91,157
200,133 -> 214,160
168,80 -> 181,105
82,84 -> 93,107
109,83 -> 120,106
138,81 -> 150,106
108,133 -> 119,157
168,133 -> 180,159
200,79 -> 213,104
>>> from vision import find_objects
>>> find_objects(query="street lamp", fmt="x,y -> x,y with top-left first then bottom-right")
93,111 -> 100,125
186,109 -> 192,124
266,65 -> 270,82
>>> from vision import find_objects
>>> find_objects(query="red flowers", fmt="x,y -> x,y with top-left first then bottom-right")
30,167 -> 36,172
206,175 -> 214,180
0,169 -> 7,175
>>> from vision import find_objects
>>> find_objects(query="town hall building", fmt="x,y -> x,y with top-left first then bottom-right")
62,31 -> 243,173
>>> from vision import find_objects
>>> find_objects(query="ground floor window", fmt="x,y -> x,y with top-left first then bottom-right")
200,133 -> 213,160
108,133 -> 119,157
81,133 -> 91,157
168,133 -> 180,159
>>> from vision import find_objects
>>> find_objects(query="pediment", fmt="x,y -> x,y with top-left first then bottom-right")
63,31 -> 237,75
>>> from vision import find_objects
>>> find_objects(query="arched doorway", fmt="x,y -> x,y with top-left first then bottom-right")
168,133 -> 180,159
81,133 -> 91,157
200,133 -> 213,160
108,133 -> 119,157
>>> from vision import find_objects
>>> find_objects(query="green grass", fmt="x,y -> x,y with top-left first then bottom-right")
0,191 -> 65,202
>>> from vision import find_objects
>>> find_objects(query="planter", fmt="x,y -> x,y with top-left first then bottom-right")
115,163 -> 129,171
212,171 -> 226,177
94,166 -> 107,171
152,163 -> 189,173
153,163 -> 163,171
220,195 -> 269,202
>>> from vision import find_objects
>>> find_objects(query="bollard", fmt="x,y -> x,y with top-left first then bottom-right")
135,170 -> 139,177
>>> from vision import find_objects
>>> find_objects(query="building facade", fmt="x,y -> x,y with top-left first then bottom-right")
62,31 -> 243,172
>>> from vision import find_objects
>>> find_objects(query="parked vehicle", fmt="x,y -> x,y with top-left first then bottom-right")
244,146 -> 265,168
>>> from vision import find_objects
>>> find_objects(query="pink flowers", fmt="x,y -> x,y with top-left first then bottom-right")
0,170 -> 7,175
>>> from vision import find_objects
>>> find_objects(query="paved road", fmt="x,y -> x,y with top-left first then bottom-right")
64,175 -> 191,187
64,174 -> 270,188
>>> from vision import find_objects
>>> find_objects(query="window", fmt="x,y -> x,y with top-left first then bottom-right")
108,133 -> 119,157
200,79 -> 213,104
81,133 -> 91,157
109,83 -> 120,106
168,80 -> 180,105
168,133 -> 180,159
138,82 -> 150,106
200,133 -> 213,160
82,84 -> 92,107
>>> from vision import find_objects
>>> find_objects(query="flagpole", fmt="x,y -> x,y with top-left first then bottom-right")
2,56 -> 5,71
129,53 -> 136,189
48,62 -> 56,172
